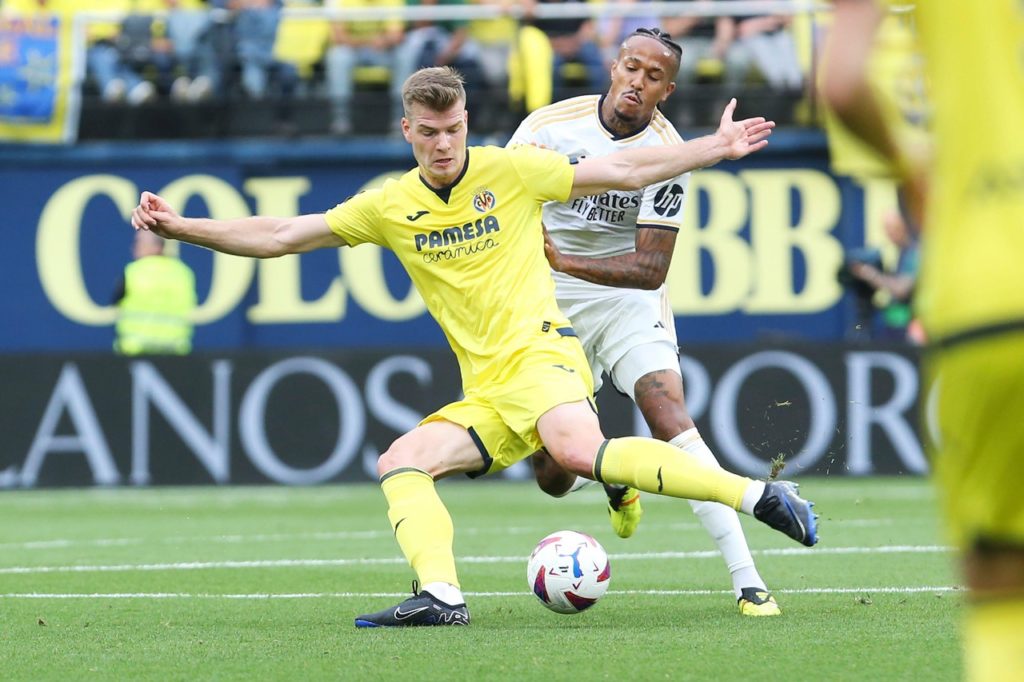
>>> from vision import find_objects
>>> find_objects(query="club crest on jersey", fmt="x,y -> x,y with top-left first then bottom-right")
472,189 -> 497,213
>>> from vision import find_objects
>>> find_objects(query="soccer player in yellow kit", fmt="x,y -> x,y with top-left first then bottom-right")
824,3 -> 1024,679
131,66 -> 817,628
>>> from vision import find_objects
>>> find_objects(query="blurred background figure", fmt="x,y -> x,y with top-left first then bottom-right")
728,0 -> 803,93
391,0 -> 485,130
153,0 -> 218,102
529,0 -> 605,95
113,230 -> 197,356
82,0 -> 159,105
229,0 -> 295,99
467,0 -> 518,126
844,205 -> 921,344
324,0 -> 404,135
663,0 -> 743,89
596,0 -> 660,65
105,0 -> 216,104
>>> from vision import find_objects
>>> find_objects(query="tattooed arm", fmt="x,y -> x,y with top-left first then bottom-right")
543,226 -> 677,290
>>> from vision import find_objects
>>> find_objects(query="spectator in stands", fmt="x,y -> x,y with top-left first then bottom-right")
596,0 -> 660,65
80,0 -> 159,105
847,206 -> 923,344
105,0 -> 214,105
663,1 -> 745,89
151,0 -> 218,102
529,0 -> 605,93
728,0 -> 803,91
324,0 -> 405,135
392,0 -> 485,131
467,0 -> 517,100
205,0 -> 297,100
232,0 -> 294,98
113,230 -> 196,356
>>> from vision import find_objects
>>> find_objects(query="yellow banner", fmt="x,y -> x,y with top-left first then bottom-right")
0,12 -> 80,143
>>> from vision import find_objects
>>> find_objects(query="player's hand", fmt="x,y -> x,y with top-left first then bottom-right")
716,98 -> 775,160
542,224 -> 564,271
849,261 -> 881,287
131,191 -> 183,238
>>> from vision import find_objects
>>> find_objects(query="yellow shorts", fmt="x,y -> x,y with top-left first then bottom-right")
422,331 -> 594,477
929,329 -> 1024,550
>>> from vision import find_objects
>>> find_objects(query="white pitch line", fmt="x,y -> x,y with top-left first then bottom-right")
0,544 -> 953,575
0,586 -> 963,600
0,519 -> 901,553
0,525 -> 565,552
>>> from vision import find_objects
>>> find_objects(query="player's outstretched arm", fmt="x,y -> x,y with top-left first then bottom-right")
544,225 -> 676,290
821,0 -> 928,224
821,1 -> 890,160
569,99 -> 773,199
130,191 -> 348,257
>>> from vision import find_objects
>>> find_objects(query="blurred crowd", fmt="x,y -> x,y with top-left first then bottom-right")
0,0 -> 813,134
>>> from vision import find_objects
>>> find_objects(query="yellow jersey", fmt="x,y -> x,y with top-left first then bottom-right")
325,144 -> 576,388
912,1 -> 1024,342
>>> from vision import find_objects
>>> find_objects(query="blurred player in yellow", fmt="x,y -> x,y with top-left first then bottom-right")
132,66 -> 817,628
824,3 -> 1024,679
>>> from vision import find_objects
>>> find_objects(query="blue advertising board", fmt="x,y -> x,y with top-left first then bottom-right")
0,133 -> 899,352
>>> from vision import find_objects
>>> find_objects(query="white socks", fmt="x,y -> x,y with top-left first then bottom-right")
422,581 -> 465,606
564,475 -> 597,496
560,426 -> 769,598
670,428 -> 767,598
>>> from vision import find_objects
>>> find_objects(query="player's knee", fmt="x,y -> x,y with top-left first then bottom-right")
964,546 -> 1024,592
545,444 -> 597,478
376,445 -> 415,478
637,400 -> 694,442
647,414 -> 695,442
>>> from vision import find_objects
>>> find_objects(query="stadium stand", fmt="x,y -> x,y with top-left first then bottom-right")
0,0 -> 816,139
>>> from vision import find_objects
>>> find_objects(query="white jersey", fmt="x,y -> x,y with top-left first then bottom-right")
508,94 -> 690,286
508,95 -> 689,394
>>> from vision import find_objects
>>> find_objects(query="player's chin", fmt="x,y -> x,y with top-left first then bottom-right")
615,103 -> 646,122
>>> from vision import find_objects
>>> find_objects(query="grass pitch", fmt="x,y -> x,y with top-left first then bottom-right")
0,478 -> 960,681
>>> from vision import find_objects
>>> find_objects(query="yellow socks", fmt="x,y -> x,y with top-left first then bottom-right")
594,437 -> 750,510
380,467 -> 459,588
964,597 -> 1024,681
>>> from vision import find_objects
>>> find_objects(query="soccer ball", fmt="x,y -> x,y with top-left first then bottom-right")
526,530 -> 611,614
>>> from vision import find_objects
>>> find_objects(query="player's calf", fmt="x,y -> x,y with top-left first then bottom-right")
530,449 -> 577,497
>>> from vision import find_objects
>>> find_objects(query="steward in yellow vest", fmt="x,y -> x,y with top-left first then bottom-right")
114,230 -> 196,355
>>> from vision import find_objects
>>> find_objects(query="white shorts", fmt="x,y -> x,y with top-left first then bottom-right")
554,274 -> 679,397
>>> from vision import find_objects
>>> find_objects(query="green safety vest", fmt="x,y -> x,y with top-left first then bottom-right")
114,255 -> 197,355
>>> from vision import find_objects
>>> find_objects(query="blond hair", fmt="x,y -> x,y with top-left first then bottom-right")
401,67 -> 466,118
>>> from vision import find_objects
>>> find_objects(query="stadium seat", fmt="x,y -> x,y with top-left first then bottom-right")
353,65 -> 391,88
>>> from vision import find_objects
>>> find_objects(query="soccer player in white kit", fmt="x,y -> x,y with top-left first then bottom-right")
509,28 -> 781,616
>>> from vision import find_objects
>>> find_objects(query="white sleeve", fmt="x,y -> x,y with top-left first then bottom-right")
637,171 -> 690,231
507,118 -> 537,147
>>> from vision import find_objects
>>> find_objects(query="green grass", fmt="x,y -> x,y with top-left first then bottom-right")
0,478 -> 961,681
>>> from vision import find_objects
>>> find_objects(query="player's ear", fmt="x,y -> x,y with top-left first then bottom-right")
661,81 -> 676,102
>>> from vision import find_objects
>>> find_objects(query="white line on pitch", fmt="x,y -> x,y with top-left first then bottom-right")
0,518 -> 901,553
0,544 -> 953,575
0,586 -> 963,600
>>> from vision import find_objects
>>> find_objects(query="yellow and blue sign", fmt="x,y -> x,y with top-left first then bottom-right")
0,13 -> 79,143
0,137 -> 903,351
